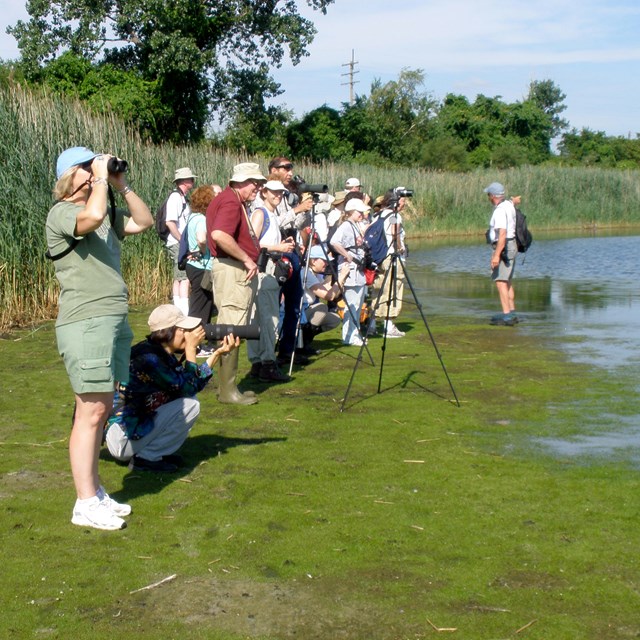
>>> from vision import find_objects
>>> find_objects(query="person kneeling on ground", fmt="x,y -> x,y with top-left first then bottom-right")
300,244 -> 351,353
105,304 -> 239,473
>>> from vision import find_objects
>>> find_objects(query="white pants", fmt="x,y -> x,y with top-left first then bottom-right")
105,397 -> 200,462
342,285 -> 366,344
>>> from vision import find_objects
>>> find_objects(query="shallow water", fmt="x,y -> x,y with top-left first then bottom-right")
405,233 -> 640,460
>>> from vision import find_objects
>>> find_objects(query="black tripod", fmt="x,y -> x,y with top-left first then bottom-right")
340,208 -> 460,412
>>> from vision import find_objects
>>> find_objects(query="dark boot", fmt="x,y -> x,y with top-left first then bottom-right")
299,323 -> 322,355
259,361 -> 291,383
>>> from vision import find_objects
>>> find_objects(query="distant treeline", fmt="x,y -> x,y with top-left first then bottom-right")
4,56 -> 639,172
1,84 -> 639,330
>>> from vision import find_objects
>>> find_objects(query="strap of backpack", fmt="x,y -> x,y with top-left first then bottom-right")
46,187 -> 117,261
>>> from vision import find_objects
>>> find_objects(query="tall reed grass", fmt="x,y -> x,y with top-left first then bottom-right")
1,83 -> 640,330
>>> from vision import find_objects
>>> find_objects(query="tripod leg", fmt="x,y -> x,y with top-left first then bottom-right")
396,257 -> 460,407
341,265 -> 391,411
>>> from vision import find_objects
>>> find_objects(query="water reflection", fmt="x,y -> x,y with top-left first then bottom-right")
406,234 -> 640,369
405,233 -> 640,461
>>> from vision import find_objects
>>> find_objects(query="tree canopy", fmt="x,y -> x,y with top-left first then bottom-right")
8,0 -> 334,142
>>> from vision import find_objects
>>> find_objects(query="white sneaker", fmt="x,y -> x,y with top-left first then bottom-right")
98,485 -> 132,517
71,496 -> 127,530
385,322 -> 405,338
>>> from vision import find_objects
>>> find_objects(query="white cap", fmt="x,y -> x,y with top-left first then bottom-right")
345,177 -> 361,188
344,199 -> 370,213
263,180 -> 286,192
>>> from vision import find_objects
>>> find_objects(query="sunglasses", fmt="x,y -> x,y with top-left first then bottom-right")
79,160 -> 93,173
275,163 -> 293,170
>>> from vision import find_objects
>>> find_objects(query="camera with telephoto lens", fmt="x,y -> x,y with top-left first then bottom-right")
291,174 -> 328,196
393,186 -> 413,198
203,323 -> 260,341
107,157 -> 128,174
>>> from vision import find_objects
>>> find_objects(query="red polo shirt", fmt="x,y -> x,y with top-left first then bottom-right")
206,187 -> 260,261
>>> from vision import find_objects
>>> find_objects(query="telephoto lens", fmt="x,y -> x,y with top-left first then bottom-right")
107,157 -> 128,174
203,323 -> 260,341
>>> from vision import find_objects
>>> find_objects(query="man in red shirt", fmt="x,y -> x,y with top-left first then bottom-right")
206,162 -> 266,404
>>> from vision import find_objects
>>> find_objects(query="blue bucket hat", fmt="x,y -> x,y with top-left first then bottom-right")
484,182 -> 505,196
56,146 -> 97,179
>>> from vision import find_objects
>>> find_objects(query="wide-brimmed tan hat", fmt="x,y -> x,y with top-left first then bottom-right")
332,190 -> 347,206
174,167 -> 197,182
229,162 -> 266,184
148,304 -> 202,332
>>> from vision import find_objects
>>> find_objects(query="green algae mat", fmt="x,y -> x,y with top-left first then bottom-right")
2,308 -> 639,639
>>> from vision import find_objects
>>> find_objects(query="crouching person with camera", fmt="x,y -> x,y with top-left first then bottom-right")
300,245 -> 351,353
105,305 -> 239,473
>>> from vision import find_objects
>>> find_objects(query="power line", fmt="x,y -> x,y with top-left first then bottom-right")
341,49 -> 360,106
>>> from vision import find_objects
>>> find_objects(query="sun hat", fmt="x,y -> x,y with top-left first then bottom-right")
148,304 -> 202,332
332,190 -> 347,206
263,179 -> 286,192
484,182 -> 505,196
56,146 -> 97,179
345,177 -> 361,188
309,245 -> 328,260
229,162 -> 267,184
174,167 -> 197,182
344,198 -> 370,213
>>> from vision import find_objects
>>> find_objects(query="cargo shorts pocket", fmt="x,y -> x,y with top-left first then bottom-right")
79,357 -> 113,384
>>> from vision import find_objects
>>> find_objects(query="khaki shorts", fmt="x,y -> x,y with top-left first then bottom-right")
56,315 -> 133,394
491,239 -> 517,282
166,243 -> 188,281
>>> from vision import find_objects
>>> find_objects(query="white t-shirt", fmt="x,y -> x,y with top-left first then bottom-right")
165,190 -> 190,247
489,199 -> 516,243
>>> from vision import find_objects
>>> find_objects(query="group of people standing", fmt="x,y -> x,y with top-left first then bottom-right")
45,144 -> 518,532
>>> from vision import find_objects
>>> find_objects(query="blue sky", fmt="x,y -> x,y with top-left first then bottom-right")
2,0 -> 639,137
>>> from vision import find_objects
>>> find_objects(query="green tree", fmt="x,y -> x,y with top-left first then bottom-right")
341,68 -> 438,165
420,136 -> 469,172
287,105 -> 353,161
559,128 -> 640,168
8,0 -> 334,142
437,92 -> 554,167
39,51 -> 169,137
527,79 -> 569,138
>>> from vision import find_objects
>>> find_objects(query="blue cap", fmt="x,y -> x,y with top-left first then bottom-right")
484,182 -> 505,196
309,245 -> 328,260
56,146 -> 96,179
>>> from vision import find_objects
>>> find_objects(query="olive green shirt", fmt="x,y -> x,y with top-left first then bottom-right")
45,200 -> 129,326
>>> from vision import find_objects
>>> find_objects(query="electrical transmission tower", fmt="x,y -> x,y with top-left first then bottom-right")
341,49 -> 360,105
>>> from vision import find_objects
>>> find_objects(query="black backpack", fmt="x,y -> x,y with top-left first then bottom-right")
155,189 -> 185,243
514,207 -> 533,253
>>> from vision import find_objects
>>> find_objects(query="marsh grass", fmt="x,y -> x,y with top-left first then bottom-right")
2,309 -> 640,639
2,83 -> 640,330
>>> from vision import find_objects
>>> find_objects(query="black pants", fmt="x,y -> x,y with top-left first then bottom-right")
186,264 -> 215,325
